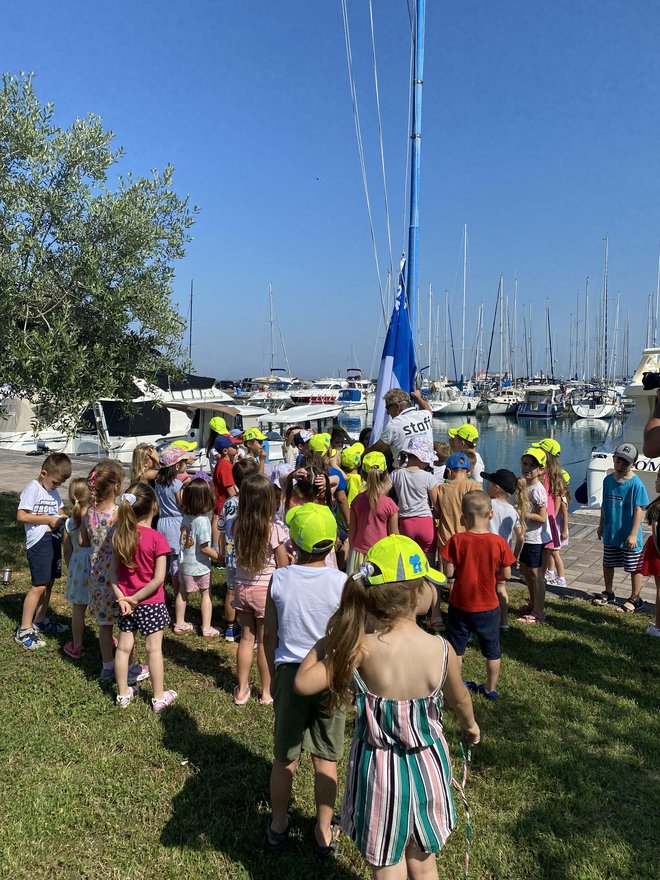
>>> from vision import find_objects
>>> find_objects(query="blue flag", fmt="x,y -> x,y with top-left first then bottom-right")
371,257 -> 417,442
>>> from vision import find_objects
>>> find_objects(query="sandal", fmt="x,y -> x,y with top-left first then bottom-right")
259,696 -> 274,706
517,613 -> 548,625
616,596 -> 644,613
201,627 -> 221,638
233,685 -> 251,706
592,592 -> 617,606
264,816 -> 290,854
173,622 -> 194,634
313,823 -> 340,860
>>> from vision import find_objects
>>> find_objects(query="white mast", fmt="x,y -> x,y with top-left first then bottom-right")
513,275 -> 518,382
655,242 -> 660,344
461,223 -> 467,382
611,294 -> 620,384
584,277 -> 590,383
268,283 -> 275,373
428,283 -> 432,378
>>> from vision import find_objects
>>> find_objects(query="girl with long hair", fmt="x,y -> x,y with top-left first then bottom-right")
62,477 -> 92,659
347,453 -> 398,575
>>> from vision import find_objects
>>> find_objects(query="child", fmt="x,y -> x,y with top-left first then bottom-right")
269,463 -> 295,523
441,491 -> 516,698
340,443 -> 365,506
206,416 -> 230,472
156,444 -> 195,634
218,456 -> 260,641
242,427 -> 268,472
436,452 -> 482,555
15,453 -> 72,649
179,477 -> 220,636
263,504 -> 348,856
465,449 -> 478,479
544,465 -> 571,589
233,474 -> 289,705
593,443 -> 649,612
110,484 -> 177,712
211,434 -> 238,547
63,478 -> 93,658
532,439 -> 564,587
482,468 -> 524,630
130,443 -> 160,486
347,457 -> 398,575
433,441 -> 451,483
390,435 -> 439,556
517,447 -> 551,625
640,470 -> 660,637
294,535 -> 480,878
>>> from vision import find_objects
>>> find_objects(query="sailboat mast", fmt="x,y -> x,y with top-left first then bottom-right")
268,283 -> 275,373
513,275 -> 518,382
655,241 -> 660,344
611,293 -> 620,383
405,0 -> 426,343
603,236 -> 609,380
461,223 -> 467,382
428,283 -> 432,376
188,279 -> 193,362
584,278 -> 590,382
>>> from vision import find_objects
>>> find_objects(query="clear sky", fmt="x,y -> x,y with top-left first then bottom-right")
2,1 -> 659,382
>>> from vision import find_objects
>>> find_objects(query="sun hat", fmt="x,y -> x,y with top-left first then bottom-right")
285,503 -> 337,554
214,435 -> 235,452
362,451 -> 387,473
159,445 -> 195,467
358,535 -> 446,586
448,424 -> 479,444
403,435 -> 436,465
209,416 -> 229,434
613,442 -> 638,464
171,440 -> 198,452
522,446 -> 546,466
309,433 -> 333,455
243,427 -> 267,442
340,443 -> 365,471
482,468 -> 518,495
445,452 -> 471,471
532,438 -> 561,456
270,463 -> 294,489
293,430 -> 313,447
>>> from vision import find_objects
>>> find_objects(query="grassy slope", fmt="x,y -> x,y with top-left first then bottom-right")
0,493 -> 658,880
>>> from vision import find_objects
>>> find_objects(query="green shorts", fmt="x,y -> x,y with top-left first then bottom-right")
273,663 -> 346,764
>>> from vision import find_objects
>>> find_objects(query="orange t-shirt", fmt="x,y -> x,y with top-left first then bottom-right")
441,531 -> 516,612
436,480 -> 482,547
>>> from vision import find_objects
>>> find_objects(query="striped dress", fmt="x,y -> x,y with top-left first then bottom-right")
340,639 -> 456,867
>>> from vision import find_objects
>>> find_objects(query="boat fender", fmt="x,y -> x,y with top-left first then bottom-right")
574,480 -> 588,505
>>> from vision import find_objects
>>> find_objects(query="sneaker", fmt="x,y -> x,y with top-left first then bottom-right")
116,686 -> 138,709
224,623 -> 242,643
128,663 -> 150,685
478,684 -> 499,701
15,627 -> 46,650
464,681 -> 479,692
63,641 -> 84,659
646,624 -> 660,638
152,690 -> 178,713
544,571 -> 557,585
34,618 -> 69,635
554,576 -> 567,587
98,667 -> 115,684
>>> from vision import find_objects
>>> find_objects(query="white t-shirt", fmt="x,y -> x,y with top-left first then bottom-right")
19,480 -> 63,549
270,565 -> 346,666
489,498 -> 520,544
380,407 -> 434,466
524,483 -> 552,545
472,451 -> 485,483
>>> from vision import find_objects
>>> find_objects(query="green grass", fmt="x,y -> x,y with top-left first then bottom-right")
0,492 -> 658,879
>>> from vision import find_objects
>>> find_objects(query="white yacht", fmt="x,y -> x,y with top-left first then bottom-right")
290,378 -> 348,406
517,385 -> 563,418
482,386 -> 524,415
570,387 -> 622,420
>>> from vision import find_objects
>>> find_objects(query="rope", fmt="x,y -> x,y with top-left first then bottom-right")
452,739 -> 473,880
340,0 -> 387,325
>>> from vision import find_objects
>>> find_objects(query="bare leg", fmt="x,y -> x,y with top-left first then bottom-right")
20,584 -> 48,630
145,629 -> 165,701
371,858 -> 408,879
174,588 -> 188,628
655,577 -> 660,628
225,586 -> 236,626
200,588 -> 213,632
405,842 -> 440,880
311,755 -> 338,847
255,618 -> 271,701
33,583 -> 53,624
603,565 -> 615,594
269,758 -> 298,834
235,612 -> 256,700
630,570 -> 643,600
485,657 -> 501,692
552,549 -> 565,579
532,567 -> 546,618
98,623 -> 115,665
497,584 -> 509,626
518,562 -> 535,609
71,603 -> 87,649
115,630 -> 134,696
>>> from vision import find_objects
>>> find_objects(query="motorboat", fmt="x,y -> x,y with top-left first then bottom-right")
570,387 -> 621,420
517,385 -> 563,418
257,403 -> 348,438
428,383 -> 478,415
482,386 -> 524,415
290,378 -> 347,405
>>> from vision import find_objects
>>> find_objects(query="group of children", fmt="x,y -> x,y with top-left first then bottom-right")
11,420 -> 659,877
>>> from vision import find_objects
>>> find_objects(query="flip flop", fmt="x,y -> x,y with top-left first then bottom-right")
517,613 -> 548,625
233,685 -> 251,706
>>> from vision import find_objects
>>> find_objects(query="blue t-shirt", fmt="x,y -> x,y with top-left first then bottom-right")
328,467 -> 347,494
602,473 -> 649,551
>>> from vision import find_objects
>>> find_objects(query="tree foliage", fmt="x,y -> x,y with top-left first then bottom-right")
0,73 -> 196,430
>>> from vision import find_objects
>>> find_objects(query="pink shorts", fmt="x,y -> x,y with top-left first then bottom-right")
232,581 -> 268,618
399,515 -> 437,555
182,572 -> 211,593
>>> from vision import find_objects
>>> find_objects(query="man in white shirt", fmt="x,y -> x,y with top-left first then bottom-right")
448,423 -> 484,482
369,388 -> 433,467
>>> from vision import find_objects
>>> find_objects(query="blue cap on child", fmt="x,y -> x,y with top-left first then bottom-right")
445,452 -> 470,470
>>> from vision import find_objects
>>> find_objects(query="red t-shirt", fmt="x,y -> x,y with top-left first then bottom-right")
441,531 -> 516,612
351,492 -> 399,553
213,458 -> 236,515
116,526 -> 171,605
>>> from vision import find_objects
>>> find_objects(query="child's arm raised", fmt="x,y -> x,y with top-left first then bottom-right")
442,641 -> 480,745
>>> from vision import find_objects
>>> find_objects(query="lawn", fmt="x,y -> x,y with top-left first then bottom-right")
0,492 -> 658,880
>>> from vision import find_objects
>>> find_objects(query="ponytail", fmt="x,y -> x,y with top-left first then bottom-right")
68,477 -> 90,529
365,467 -> 392,513
112,483 -> 158,569
516,477 -> 530,533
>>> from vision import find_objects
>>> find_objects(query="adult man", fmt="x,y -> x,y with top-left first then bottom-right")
448,424 -> 484,482
369,388 -> 433,466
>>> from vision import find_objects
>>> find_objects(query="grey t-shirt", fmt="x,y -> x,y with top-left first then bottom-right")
391,468 -> 436,518
489,498 -> 520,544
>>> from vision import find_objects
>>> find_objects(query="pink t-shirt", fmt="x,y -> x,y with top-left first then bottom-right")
117,526 -> 171,605
235,522 -> 288,589
543,475 -> 556,519
351,493 -> 399,553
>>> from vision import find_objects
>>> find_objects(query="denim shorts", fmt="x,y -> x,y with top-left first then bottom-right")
447,605 -> 501,660
27,533 -> 62,586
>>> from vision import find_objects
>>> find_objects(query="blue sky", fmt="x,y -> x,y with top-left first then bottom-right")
2,1 -> 659,381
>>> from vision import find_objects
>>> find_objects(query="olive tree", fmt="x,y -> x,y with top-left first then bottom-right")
0,73 -> 196,430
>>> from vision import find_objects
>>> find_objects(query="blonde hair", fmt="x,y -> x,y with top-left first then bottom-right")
325,573 -> 426,712
516,477 -> 530,532
130,444 -> 158,484
234,474 -> 277,575
462,490 -> 491,519
433,441 -> 450,466
112,483 -> 158,569
545,453 -> 566,502
465,450 -> 477,472
365,467 -> 392,513
68,477 -> 90,529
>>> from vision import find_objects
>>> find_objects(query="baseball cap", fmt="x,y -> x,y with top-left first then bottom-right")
209,416 -> 228,434
445,452 -> 471,470
482,468 -> 518,495
270,463 -> 294,489
561,468 -> 571,484
359,535 -> 446,586
214,435 -> 235,452
613,442 -> 638,464
532,438 -> 561,456
293,430 -> 313,447
286,503 -> 337,554
230,428 -> 243,438
171,440 -> 198,452
448,424 -> 479,444
309,433 -> 333,455
362,451 -> 387,473
403,435 -> 436,465
340,443 -> 365,471
159,445 -> 195,467
190,471 -> 213,485
522,446 -> 546,466
243,427 -> 267,442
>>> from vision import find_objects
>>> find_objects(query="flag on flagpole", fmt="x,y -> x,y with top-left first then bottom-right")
371,257 -> 417,442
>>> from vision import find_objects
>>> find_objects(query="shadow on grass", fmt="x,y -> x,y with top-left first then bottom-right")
162,633 -> 237,696
159,705 -> 360,879
0,491 -> 24,569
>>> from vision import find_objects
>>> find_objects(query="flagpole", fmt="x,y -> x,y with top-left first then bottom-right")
406,0 -> 425,348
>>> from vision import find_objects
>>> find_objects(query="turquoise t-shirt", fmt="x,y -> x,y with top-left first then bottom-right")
602,474 -> 649,551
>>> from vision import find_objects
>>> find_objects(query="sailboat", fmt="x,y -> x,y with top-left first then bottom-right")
247,284 -> 299,412
482,276 -> 523,414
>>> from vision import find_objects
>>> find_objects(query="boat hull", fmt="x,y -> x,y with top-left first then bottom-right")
517,403 -> 558,418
